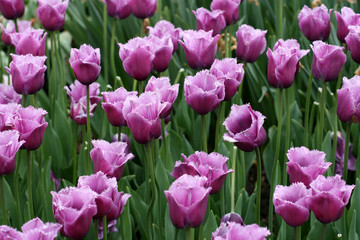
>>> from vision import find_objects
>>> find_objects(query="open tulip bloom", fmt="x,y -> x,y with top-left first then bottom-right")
21,217 -> 62,240
192,8 -> 226,37
10,28 -> 47,56
345,26 -> 360,64
0,130 -> 24,175
0,20 -> 31,46
335,7 -> 360,43
103,0 -> 131,19
36,0 -> 69,31
147,20 -> 182,52
210,0 -> 242,25
0,83 -> 22,104
212,222 -> 270,240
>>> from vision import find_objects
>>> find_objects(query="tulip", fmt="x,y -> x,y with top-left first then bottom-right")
273,183 -> 310,227
102,87 -> 137,127
69,44 -> 101,85
0,83 -> 22,104
221,212 -> 244,225
193,8 -> 226,36
6,54 -> 47,95
332,131 -> 356,176
223,104 -> 266,152
106,191 -> 130,221
103,0 -> 131,19
98,220 -> 118,239
171,151 -> 233,194
210,58 -> 244,101
122,92 -> 164,144
128,0 -> 157,19
10,28 -> 47,56
36,0 -> 69,31
0,225 -> 23,239
311,41 -> 346,82
309,175 -> 355,224
298,5 -> 331,42
147,20 -> 182,52
0,130 -> 24,175
184,70 -> 225,115
212,222 -> 270,240
337,76 -> 360,123
0,20 -> 31,46
90,139 -> 134,181
179,30 -> 220,69
0,103 -> 20,131
64,80 -> 102,125
51,186 -> 98,239
164,175 -> 211,228
147,35 -> 173,72
335,7 -> 360,43
210,0 -> 241,25
14,105 -> 48,151
50,170 -> 60,191
145,76 -> 179,118
111,133 -> 131,154
0,0 -> 24,19
286,147 -> 331,187
345,26 -> 360,64
21,217 -> 62,240
236,24 -> 267,63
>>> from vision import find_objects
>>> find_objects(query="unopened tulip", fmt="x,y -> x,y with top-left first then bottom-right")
179,30 -> 220,69
223,104 -> 266,152
37,0 -> 69,31
128,0 -> 157,19
0,84 -> 22,104
148,20 -> 182,52
335,7 -> 360,43
111,133 -> 131,154
193,8 -> 226,36
184,70 -> 225,115
337,76 -> 360,123
309,175 -> 355,224
0,130 -> 24,175
0,20 -> 31,46
103,0 -> 131,19
332,131 -> 356,176
345,26 -> 360,64
210,0 -> 241,25
221,212 -> 244,225
164,175 -> 211,228
10,28 -> 47,56
147,35 -> 173,72
0,0 -> 24,19
236,24 -> 267,63
0,225 -> 23,239
6,54 -> 47,95
298,5 -> 331,41
21,217 -> 62,240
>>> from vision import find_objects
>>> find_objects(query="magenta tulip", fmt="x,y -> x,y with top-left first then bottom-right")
0,20 -> 31,46
0,103 -> 20,131
0,225 -> 23,239
332,131 -> 356,176
0,0 -> 24,19
147,35 -> 173,72
345,26 -> 360,64
147,20 -> 182,52
210,0 -> 241,25
0,130 -> 24,175
337,75 -> 360,123
193,8 -> 226,36
103,0 -> 131,19
21,217 -> 62,240
335,7 -> 360,43
212,222 -> 270,240
0,83 -> 22,104
10,28 -> 47,56
298,5 -> 331,41
221,212 -> 244,225
111,133 -> 131,154
36,0 -> 69,31
128,0 -> 157,19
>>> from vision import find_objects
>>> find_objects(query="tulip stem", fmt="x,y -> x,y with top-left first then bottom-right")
50,33 -> 57,122
304,67 -> 313,147
277,0 -> 283,39
14,19 -> 18,32
161,119 -> 168,169
214,102 -> 225,152
27,150 -> 34,219
0,175 -> 8,225
86,85 -> 92,174
95,219 -> 99,240
146,141 -> 156,240
231,147 -> 237,212
202,115 -> 207,153
73,124 -> 78,185
14,151 -> 22,225
256,148 -> 262,225
321,224 -> 326,240
317,82 -> 327,150
103,216 -> 108,240
343,122 -> 351,181
186,228 -> 193,240
357,125 -> 360,179
158,0 -> 162,20
110,19 -> 121,87
118,127 -> 121,142
284,89 -> 290,185
294,226 -> 301,240
103,4 -> 109,85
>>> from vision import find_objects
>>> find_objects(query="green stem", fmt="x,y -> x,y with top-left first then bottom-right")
110,19 -> 121,87
140,19 -> 145,37
55,31 -> 65,108
14,19 -> 18,32
284,89 -> 290,185
51,33 -> 56,122
146,141 -> 156,240
73,125 -> 78,185
0,46 -> 3,83
95,219 -> 99,240
86,85 -> 92,174
225,25 -> 232,58
38,150 -> 49,220
27,150 -> 34,218
231,147 -> 237,212
161,119 -> 168,169
214,102 -> 225,152
321,224 -> 326,240
224,27 -> 228,58
202,115 -> 207,152
278,0 -> 283,39
357,125 -> 360,179
0,175 -> 8,225
304,67 -> 313,147
317,82 -> 327,150
158,0 -> 162,20
103,216 -> 108,240
256,148 -> 262,225
138,81 -> 143,94
240,151 -> 245,190
186,228 -> 193,240
343,122 -> 351,181
295,226 -> 301,240
103,4 -> 109,84
14,151 -> 22,225
118,127 -> 121,142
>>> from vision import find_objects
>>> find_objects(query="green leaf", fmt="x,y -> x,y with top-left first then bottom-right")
201,210 -> 217,240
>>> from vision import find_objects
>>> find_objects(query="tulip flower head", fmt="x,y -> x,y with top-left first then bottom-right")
111,133 -> 131,154
212,222 -> 270,240
345,26 -> 360,64
0,225 -> 23,239
103,0 -> 131,19
210,0 -> 241,25
193,8 -> 226,37
0,0 -> 24,19
298,4 -> 332,41
10,28 -> 47,56
147,20 -> 182,52
36,0 -> 69,31
21,217 -> 62,240
0,84 -> 22,104
164,175 -> 212,228
221,212 -> 244,225
147,35 -> 174,73
236,24 -> 267,63
0,20 -> 31,46
335,7 -> 360,43
0,130 -> 24,175
337,75 -> 360,123
223,104 -> 266,152
0,103 -> 21,131
128,0 -> 157,19
332,131 -> 356,176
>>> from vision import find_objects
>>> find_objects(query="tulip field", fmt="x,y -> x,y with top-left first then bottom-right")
2,0 -> 360,239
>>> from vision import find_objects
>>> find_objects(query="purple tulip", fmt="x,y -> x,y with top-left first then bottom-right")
103,0 -> 131,19
332,131 -> 356,176
273,183 -> 310,227
171,151 -> 233,194
10,28 -> 47,56
145,76 -> 179,118
0,20 -> 31,46
98,220 -> 118,239
298,5 -> 331,42
210,0 -> 241,25
223,104 -> 266,152
179,30 -> 220,69
236,24 -> 267,63
122,92 -> 164,144
102,87 -> 137,127
286,147 -> 331,187
0,130 -> 24,175
311,41 -> 346,82
21,217 -> 62,240
0,225 -> 23,239
309,175 -> 355,224
337,75 -> 360,123
90,139 -> 134,181
0,83 -> 22,104
36,0 -> 69,31
0,103 -> 20,131
148,20 -> 182,52
164,175 -> 211,228
51,186 -> 98,239
345,26 -> 360,64
50,170 -> 60,191
14,105 -> 48,151
147,35 -> 173,72
6,54 -> 47,95
69,44 -> 101,85
212,222 -> 270,240
106,191 -> 130,221
111,133 -> 131,154
335,7 -> 360,43
184,70 -> 225,115
128,0 -> 157,19
221,212 -> 244,225
210,58 -> 244,101
65,80 -> 102,125
0,0 -> 24,19
193,8 -> 226,37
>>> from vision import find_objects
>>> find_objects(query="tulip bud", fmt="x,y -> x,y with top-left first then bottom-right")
128,0 -> 157,19
0,130 -> 24,175
192,8 -> 226,36
36,0 -> 69,31
210,0 -> 242,25
345,26 -> 360,64
0,0 -> 24,19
